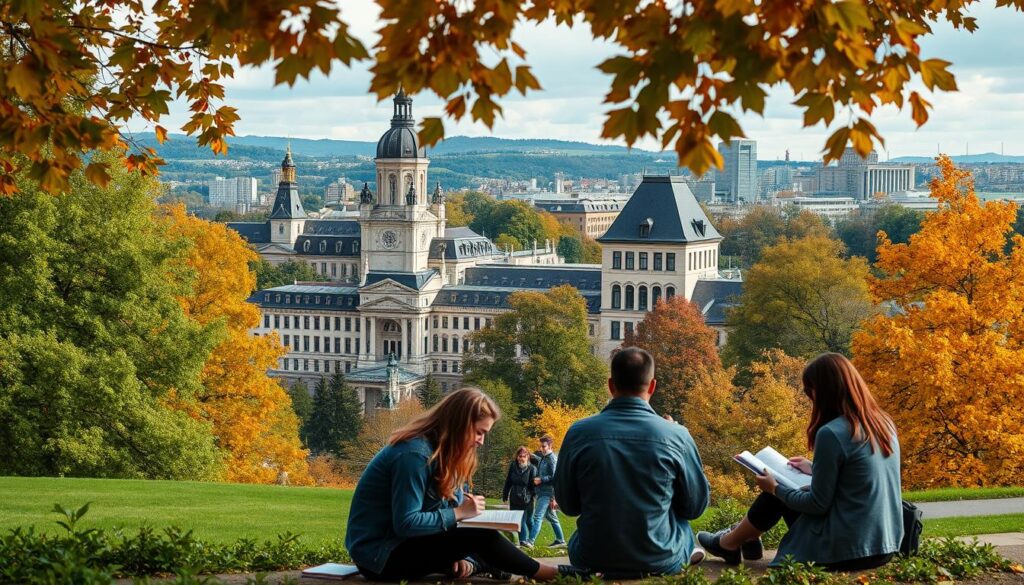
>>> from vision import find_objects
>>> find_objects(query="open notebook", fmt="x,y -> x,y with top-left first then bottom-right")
457,509 -> 524,532
734,446 -> 812,491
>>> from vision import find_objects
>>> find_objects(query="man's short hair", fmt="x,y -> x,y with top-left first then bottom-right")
539,434 -> 554,446
610,347 -> 655,394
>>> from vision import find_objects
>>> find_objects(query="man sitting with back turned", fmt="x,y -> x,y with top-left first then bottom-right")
554,347 -> 710,578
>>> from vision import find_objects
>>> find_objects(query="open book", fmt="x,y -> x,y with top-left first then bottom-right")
457,509 -> 524,532
733,446 -> 812,491
300,563 -> 360,581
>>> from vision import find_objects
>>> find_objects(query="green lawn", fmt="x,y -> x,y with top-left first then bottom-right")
904,486 -> 1024,503
1,477 -> 1019,549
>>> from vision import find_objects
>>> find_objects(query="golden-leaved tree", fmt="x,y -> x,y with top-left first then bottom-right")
533,396 -> 598,451
164,205 -> 311,484
852,156 -> 1024,488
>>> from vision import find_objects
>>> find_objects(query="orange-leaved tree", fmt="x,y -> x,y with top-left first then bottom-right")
853,156 -> 1024,488
163,205 -> 310,484
625,296 -> 721,422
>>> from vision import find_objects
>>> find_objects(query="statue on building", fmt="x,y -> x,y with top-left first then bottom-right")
380,353 -> 400,409
406,183 -> 417,206
360,182 -> 373,204
432,181 -> 445,205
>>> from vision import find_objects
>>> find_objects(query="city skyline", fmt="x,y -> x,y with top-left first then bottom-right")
134,1 -> 1024,162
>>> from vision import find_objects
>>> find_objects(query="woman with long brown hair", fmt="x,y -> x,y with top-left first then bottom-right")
698,353 -> 903,570
345,388 -> 568,581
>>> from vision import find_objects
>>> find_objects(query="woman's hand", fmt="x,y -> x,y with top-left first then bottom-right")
452,559 -> 474,578
754,468 -> 778,495
454,493 -> 486,521
788,456 -> 812,475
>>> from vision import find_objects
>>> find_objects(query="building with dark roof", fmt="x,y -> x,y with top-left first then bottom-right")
231,95 -> 741,413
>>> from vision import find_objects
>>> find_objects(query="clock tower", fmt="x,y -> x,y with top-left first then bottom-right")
359,90 -> 445,274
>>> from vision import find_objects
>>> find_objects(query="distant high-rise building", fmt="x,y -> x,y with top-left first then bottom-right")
716,139 -> 757,203
816,148 -> 913,200
325,177 -> 356,206
270,168 -> 282,187
207,176 -> 258,210
555,172 -> 566,194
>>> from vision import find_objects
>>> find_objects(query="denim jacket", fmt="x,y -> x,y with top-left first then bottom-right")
345,437 -> 463,573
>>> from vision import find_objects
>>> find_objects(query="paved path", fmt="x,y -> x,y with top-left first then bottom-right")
915,498 -> 1024,519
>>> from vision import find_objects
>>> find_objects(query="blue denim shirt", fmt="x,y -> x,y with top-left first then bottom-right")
554,397 -> 710,577
345,437 -> 463,573
772,416 -> 903,566
534,451 -> 557,496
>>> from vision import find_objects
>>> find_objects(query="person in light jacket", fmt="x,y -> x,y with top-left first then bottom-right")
698,353 -> 903,571
502,446 -> 538,547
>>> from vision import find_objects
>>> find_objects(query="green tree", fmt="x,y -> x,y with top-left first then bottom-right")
445,193 -> 474,227
557,235 -> 585,263
252,259 -> 327,290
718,206 -> 831,269
835,205 -> 925,262
472,379 -> 527,497
418,374 -> 445,408
0,153 -> 223,479
725,235 -> 874,369
464,285 -> 607,414
303,373 -> 364,457
287,380 -> 314,430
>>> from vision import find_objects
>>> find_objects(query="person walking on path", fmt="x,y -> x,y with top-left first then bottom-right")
502,446 -> 538,548
529,435 -> 566,548
345,388 -> 577,581
554,347 -> 711,578
698,353 -> 903,571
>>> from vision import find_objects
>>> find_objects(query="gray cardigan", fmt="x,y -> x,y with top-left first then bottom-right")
772,416 -> 903,566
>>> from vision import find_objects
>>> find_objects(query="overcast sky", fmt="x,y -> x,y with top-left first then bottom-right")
148,1 -> 1024,161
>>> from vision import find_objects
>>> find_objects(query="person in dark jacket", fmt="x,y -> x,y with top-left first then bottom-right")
502,446 -> 538,547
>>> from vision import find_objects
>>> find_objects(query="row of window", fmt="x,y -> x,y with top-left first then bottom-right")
432,360 -> 461,373
610,284 -> 676,310
300,239 -> 359,254
431,334 -> 474,354
612,251 -> 677,271
263,314 -> 362,332
310,260 -> 358,278
609,320 -> 638,341
262,293 -> 357,308
281,334 -> 361,355
280,358 -> 354,374
430,315 -> 491,331
688,249 -> 717,271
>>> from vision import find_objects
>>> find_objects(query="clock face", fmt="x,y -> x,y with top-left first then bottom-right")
381,230 -> 399,249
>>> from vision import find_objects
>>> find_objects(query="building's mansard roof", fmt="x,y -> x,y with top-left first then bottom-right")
534,200 -> 625,213
690,279 -> 743,325
270,182 -> 306,219
250,284 -> 360,312
428,227 -> 499,260
463,265 -> 601,291
304,220 -> 360,235
294,234 -> 361,257
598,175 -> 722,244
433,285 -> 602,314
364,269 -> 438,290
229,222 -> 270,243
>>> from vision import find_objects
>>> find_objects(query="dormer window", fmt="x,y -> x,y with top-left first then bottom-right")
278,224 -> 284,234
639,218 -> 654,238
302,240 -> 310,252
691,219 -> 707,237
319,241 -> 327,253
336,241 -> 343,254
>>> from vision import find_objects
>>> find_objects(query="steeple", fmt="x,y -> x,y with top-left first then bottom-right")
432,181 -> 444,205
270,144 -> 305,220
281,143 -> 296,184
391,88 -> 414,128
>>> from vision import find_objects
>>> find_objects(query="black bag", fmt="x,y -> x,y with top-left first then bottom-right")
900,500 -> 924,556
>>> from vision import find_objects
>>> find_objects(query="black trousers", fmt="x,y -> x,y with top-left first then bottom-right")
746,493 -> 894,572
356,528 -> 542,581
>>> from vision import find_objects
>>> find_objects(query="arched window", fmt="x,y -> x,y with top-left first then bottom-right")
452,335 -> 459,353
319,240 -> 327,253
302,240 -> 310,252
335,241 -> 342,254
442,336 -> 449,352
653,286 -> 662,306
432,335 -> 439,352
639,285 -> 648,311
667,286 -> 676,300
611,285 -> 621,309
625,285 -> 635,310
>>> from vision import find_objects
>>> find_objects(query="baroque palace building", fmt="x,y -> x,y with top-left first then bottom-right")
229,92 -> 741,414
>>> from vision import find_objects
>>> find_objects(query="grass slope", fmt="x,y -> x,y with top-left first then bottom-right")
2,477 -> 1020,548
904,486 -> 1024,503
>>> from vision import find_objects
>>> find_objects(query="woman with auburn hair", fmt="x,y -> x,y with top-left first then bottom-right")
698,353 -> 904,571
345,388 -> 569,581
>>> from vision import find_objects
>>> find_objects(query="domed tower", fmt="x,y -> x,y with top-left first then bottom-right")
374,89 -> 429,207
270,144 -> 306,245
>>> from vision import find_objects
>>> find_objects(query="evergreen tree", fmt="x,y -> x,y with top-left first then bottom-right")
303,373 -> 364,456
287,380 -> 314,429
557,235 -> 585,263
418,374 -> 445,408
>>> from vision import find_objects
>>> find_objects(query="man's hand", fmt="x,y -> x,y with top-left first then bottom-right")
550,499 -> 559,511
787,456 -> 812,475
533,477 -> 541,485
455,493 -> 486,521
754,468 -> 778,496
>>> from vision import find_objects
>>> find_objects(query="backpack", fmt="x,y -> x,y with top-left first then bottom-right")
900,500 -> 924,556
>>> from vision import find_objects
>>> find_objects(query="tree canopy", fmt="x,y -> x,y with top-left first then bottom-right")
5,0 -> 1011,193
853,156 -> 1024,488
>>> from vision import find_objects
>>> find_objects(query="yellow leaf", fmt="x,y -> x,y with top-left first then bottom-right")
909,92 -> 930,127
154,125 -> 168,144
6,61 -> 40,98
920,59 -> 958,92
418,117 -> 445,147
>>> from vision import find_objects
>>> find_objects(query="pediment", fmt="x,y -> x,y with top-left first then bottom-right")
257,243 -> 296,254
361,279 -> 416,293
359,296 -> 418,312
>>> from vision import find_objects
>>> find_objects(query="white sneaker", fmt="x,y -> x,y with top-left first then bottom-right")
689,547 -> 706,566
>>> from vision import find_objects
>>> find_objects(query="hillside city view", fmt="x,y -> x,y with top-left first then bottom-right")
1,2 -> 1024,585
